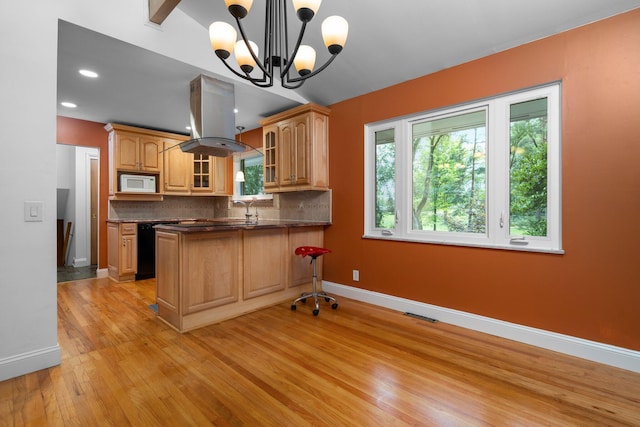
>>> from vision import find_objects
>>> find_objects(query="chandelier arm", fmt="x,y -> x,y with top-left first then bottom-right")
281,78 -> 306,90
219,57 -> 273,87
234,17 -> 271,78
279,21 -> 308,79
285,53 -> 339,83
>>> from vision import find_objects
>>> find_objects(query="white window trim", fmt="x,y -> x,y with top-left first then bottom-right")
364,83 -> 563,254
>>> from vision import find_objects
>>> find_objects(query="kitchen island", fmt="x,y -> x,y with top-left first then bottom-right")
153,220 -> 328,332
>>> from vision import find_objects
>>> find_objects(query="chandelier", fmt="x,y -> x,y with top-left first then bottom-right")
209,0 -> 349,89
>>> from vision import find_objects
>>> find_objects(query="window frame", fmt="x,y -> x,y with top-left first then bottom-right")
364,83 -> 562,253
232,151 -> 273,202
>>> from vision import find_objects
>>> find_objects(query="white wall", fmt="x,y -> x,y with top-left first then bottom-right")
0,0 -> 220,381
0,2 -> 60,380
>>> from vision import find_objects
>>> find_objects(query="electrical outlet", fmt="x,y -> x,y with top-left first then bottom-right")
352,269 -> 359,281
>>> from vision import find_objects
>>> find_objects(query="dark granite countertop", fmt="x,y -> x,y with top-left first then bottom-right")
107,218 -> 186,224
153,219 -> 330,232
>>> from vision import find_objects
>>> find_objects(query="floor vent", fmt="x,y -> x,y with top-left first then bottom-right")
404,312 -> 439,323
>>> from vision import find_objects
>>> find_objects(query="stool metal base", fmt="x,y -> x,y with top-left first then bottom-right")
291,290 -> 338,316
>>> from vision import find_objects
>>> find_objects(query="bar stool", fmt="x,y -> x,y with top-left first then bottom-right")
291,246 -> 338,316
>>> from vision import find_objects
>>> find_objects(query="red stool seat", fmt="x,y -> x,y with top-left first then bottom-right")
295,246 -> 331,258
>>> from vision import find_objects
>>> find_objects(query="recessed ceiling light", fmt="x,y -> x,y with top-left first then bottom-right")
234,108 -> 238,114
79,69 -> 98,78
61,101 -> 77,108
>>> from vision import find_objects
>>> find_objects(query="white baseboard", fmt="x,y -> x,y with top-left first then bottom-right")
96,268 -> 109,278
72,258 -> 89,268
0,345 -> 61,382
323,281 -> 640,373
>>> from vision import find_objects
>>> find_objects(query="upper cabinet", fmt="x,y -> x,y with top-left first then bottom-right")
163,139 -> 232,196
106,123 -> 232,200
113,132 -> 162,172
106,123 -> 179,200
259,103 -> 330,192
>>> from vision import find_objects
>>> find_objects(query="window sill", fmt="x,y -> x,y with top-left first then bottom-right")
362,233 -> 564,254
232,194 -> 273,202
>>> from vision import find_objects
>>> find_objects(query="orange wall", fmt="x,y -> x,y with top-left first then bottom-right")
56,116 -> 109,270
237,127 -> 263,150
325,9 -> 640,351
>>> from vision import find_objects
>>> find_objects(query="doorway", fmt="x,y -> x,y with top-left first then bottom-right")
56,144 -> 99,282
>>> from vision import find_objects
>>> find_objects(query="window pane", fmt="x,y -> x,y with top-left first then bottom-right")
240,155 -> 264,196
412,111 -> 486,233
509,98 -> 548,237
375,129 -> 395,229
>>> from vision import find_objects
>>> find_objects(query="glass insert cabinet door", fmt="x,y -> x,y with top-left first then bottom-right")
263,129 -> 277,188
193,154 -> 211,189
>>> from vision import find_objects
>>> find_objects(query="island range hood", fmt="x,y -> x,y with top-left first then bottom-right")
180,74 -> 246,157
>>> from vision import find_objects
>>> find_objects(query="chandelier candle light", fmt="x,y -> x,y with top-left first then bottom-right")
209,0 -> 349,89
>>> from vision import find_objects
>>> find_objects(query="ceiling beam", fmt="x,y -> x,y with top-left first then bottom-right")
148,0 -> 181,25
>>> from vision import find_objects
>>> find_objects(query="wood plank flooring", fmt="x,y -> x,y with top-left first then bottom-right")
1,277 -> 639,426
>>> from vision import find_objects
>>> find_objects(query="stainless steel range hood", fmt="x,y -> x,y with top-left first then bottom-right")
180,75 -> 246,157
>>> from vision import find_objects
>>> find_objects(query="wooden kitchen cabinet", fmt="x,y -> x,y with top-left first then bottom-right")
155,229 -> 242,331
243,228 -> 287,299
106,123 -> 185,200
106,123 -> 164,175
211,156 -> 233,195
163,139 -> 191,194
259,103 -> 330,192
112,131 -> 162,172
107,222 -> 137,282
155,230 -> 180,326
154,224 -> 324,332
163,140 -> 232,196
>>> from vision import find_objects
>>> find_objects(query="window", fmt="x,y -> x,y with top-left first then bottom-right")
238,153 -> 264,196
364,83 -> 562,253
233,151 -> 272,200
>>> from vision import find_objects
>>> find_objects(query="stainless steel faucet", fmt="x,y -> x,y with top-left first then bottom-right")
234,199 -> 258,224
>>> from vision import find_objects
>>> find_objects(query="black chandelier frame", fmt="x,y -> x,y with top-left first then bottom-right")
214,0 -> 343,89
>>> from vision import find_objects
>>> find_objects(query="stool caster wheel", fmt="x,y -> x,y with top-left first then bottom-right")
300,298 -> 307,304
291,304 -> 296,311
331,303 -> 338,310
313,309 -> 319,316
324,297 -> 331,302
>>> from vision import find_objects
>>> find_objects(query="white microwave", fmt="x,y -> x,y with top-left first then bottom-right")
120,174 -> 156,193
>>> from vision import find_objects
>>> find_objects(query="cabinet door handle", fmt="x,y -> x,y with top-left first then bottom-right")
122,237 -> 126,246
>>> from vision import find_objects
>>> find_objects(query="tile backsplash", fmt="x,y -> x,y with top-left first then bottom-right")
109,191 -> 331,222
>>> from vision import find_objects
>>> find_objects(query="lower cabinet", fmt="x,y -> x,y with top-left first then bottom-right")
155,226 -> 324,332
243,228 -> 287,299
181,230 -> 241,313
107,222 -> 137,282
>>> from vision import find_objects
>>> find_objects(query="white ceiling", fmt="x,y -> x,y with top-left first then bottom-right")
57,0 -> 640,135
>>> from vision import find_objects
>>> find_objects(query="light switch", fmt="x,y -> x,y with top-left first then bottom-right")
24,201 -> 44,222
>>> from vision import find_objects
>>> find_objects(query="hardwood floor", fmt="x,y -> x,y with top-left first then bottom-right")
2,277 -> 639,426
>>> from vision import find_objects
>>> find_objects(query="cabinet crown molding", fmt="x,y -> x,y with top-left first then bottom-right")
259,103 -> 331,127
105,123 -> 189,140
